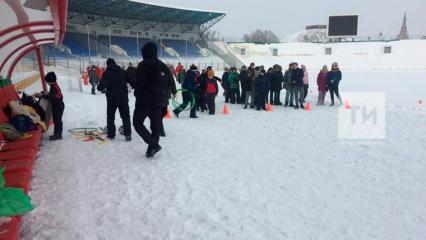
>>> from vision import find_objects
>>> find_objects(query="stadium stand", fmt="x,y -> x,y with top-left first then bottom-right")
64,0 -> 226,59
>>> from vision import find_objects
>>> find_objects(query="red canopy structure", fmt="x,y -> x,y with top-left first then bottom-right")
0,0 -> 68,92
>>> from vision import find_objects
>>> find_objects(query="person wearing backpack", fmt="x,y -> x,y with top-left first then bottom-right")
205,70 -> 219,115
133,42 -> 172,158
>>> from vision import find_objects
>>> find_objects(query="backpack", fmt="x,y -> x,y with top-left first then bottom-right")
21,92 -> 46,121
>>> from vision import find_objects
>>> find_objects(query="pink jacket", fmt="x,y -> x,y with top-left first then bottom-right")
317,72 -> 328,91
303,71 -> 309,85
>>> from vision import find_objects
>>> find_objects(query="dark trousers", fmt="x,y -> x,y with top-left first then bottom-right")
133,104 -> 162,146
52,101 -> 64,136
293,86 -> 304,107
269,90 -> 281,104
206,94 -> 216,114
229,88 -> 241,104
174,92 -> 196,117
240,89 -> 246,105
329,84 -> 341,103
256,93 -> 266,110
197,91 -> 207,111
90,83 -> 97,94
107,101 -> 131,137
303,84 -> 309,100
224,89 -> 230,103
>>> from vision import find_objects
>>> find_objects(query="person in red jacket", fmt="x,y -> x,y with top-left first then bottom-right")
205,70 -> 219,115
316,65 -> 328,105
175,62 -> 183,76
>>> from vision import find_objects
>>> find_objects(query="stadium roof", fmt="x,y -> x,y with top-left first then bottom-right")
68,0 -> 226,33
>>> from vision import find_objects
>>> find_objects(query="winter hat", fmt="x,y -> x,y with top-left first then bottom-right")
45,72 -> 57,83
106,58 -> 116,66
207,70 -> 215,79
142,42 -> 158,60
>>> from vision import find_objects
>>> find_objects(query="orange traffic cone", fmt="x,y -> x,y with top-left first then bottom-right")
266,102 -> 273,112
223,104 -> 229,115
165,108 -> 171,119
305,102 -> 311,112
418,99 -> 423,105
344,100 -> 351,109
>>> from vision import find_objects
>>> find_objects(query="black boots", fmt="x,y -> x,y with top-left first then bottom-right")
146,144 -> 162,158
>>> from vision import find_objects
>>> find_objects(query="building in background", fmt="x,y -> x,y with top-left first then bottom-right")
398,12 -> 409,40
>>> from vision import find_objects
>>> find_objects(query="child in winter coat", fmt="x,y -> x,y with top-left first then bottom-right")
205,70 -> 219,115
42,72 -> 64,141
316,65 -> 328,105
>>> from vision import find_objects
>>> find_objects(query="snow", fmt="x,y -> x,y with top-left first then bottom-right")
19,66 -> 426,240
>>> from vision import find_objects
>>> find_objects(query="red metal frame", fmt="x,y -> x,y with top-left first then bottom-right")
0,38 -> 55,73
1,1 -> 68,82
0,21 -> 53,38
0,29 -> 54,49
7,43 -> 52,79
36,48 -> 48,92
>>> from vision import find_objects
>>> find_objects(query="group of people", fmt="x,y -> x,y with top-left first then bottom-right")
170,61 -> 343,116
219,62 -> 343,110
44,42 -> 343,158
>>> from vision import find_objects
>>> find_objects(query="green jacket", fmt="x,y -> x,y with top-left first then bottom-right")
228,72 -> 239,89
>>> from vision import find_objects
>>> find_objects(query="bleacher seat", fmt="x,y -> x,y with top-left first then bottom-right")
162,39 -> 202,57
0,78 -> 43,240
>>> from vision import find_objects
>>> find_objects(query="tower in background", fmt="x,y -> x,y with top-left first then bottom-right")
398,12 -> 409,40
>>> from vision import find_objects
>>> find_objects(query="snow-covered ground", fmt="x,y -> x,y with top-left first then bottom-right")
20,66 -> 426,240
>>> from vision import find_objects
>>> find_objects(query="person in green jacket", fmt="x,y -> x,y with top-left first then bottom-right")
228,67 -> 241,104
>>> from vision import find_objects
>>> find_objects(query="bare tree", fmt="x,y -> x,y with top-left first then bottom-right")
243,29 -> 280,43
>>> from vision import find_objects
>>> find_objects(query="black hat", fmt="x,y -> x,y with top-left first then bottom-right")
142,42 -> 158,60
45,72 -> 56,83
106,58 -> 116,66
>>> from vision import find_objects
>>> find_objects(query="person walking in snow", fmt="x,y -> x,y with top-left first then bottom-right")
173,65 -> 198,119
316,65 -> 328,106
326,62 -> 343,106
88,65 -> 99,95
283,63 -> 294,107
159,63 -> 177,137
133,42 -> 172,158
301,65 -> 309,102
291,63 -> 305,109
97,58 -> 134,141
205,70 -> 219,115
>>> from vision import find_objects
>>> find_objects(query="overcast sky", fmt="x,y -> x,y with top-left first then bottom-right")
139,0 -> 426,40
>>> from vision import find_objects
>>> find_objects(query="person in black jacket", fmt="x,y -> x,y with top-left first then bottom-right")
269,65 -> 284,105
221,67 -> 230,103
97,58 -> 133,141
291,63 -> 305,109
173,65 -> 198,118
255,69 -> 268,111
160,65 -> 177,137
326,62 -> 343,106
133,42 -> 171,158
42,72 -> 64,141
127,62 -> 137,86
197,68 -> 209,112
